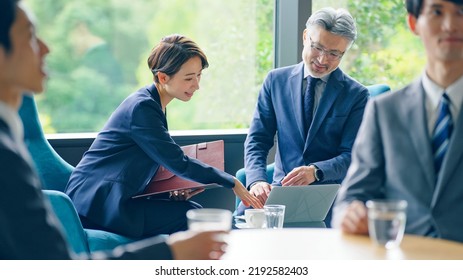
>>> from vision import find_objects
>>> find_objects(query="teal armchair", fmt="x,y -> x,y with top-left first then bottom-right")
366,83 -> 391,97
235,163 -> 274,209
234,84 -> 391,211
19,95 -> 139,255
19,96 -> 74,191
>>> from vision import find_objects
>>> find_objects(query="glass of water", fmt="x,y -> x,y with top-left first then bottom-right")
366,199 -> 407,249
264,204 -> 285,229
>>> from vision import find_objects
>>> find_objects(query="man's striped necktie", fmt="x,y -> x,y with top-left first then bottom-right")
432,92 -> 453,177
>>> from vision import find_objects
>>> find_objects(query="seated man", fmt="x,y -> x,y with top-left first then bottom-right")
0,0 -> 227,260
242,7 -> 369,226
332,0 -> 463,243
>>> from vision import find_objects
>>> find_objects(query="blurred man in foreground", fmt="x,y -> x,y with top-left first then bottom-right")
333,0 -> 463,243
0,0 -> 227,259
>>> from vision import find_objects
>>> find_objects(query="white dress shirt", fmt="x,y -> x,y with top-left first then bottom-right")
422,73 -> 463,136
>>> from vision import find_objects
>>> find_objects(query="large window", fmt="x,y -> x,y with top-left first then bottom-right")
28,0 -> 275,133
29,0 -> 426,134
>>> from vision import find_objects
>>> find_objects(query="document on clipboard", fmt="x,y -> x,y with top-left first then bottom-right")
132,140 -> 224,199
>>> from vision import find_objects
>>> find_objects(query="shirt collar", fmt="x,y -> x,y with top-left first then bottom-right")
422,72 -> 463,112
0,100 -> 24,142
445,75 -> 463,113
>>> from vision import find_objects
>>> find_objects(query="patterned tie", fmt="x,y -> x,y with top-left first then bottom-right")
432,93 -> 453,176
303,76 -> 319,135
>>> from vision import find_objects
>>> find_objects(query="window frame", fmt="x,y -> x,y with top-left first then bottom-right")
46,0 -> 310,140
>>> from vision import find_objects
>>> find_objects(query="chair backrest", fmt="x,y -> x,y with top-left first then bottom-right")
18,95 -> 74,191
235,163 -> 275,209
235,163 -> 275,187
366,84 -> 391,97
43,190 -> 90,255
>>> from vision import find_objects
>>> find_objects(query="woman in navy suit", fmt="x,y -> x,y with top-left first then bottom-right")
65,34 -> 262,238
0,0 -> 231,259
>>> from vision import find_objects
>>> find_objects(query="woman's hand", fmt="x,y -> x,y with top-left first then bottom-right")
170,188 -> 205,201
232,177 -> 264,209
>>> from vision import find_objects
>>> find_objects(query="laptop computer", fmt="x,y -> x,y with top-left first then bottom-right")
265,184 -> 340,227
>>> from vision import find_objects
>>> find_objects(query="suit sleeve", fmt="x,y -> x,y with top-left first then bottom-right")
244,71 -> 277,187
333,99 -> 387,220
0,147 -> 73,259
129,100 -> 234,188
312,87 -> 369,182
92,235 -> 173,260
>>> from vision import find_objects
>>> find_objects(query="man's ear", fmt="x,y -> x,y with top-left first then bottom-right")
302,29 -> 308,45
407,14 -> 419,35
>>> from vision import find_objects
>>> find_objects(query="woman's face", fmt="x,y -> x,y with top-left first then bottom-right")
163,56 -> 203,102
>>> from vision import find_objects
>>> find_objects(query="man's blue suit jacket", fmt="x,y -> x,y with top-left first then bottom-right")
245,62 -> 369,186
65,84 -> 234,237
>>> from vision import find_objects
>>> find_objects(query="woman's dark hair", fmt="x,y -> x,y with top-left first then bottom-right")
406,0 -> 463,18
0,0 -> 19,53
147,34 -> 208,83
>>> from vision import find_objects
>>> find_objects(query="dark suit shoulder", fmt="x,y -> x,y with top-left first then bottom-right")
0,124 -> 19,155
107,85 -> 163,124
261,64 -> 303,89
372,80 -> 417,105
122,85 -> 161,108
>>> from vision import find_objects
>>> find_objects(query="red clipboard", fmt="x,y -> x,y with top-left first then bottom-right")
132,140 -> 224,199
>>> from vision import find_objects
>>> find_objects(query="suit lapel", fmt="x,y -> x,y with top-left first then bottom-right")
289,63 -> 306,141
305,68 -> 343,149
432,102 -> 463,206
405,80 -> 436,190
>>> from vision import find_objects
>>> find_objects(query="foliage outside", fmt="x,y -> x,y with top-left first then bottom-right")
313,0 -> 425,91
28,0 -> 425,133
28,0 -> 273,132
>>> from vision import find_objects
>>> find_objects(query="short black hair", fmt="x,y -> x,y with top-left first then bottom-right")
406,0 -> 463,18
148,34 -> 209,83
0,0 -> 19,53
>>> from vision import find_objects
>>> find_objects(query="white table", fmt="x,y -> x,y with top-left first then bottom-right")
223,228 -> 463,260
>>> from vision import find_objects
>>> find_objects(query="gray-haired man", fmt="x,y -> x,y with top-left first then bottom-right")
241,7 -> 369,226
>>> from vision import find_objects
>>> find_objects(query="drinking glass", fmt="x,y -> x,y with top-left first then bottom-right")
264,204 -> 285,229
366,199 -> 407,249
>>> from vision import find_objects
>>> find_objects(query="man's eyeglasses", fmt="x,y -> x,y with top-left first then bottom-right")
308,36 -> 345,61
